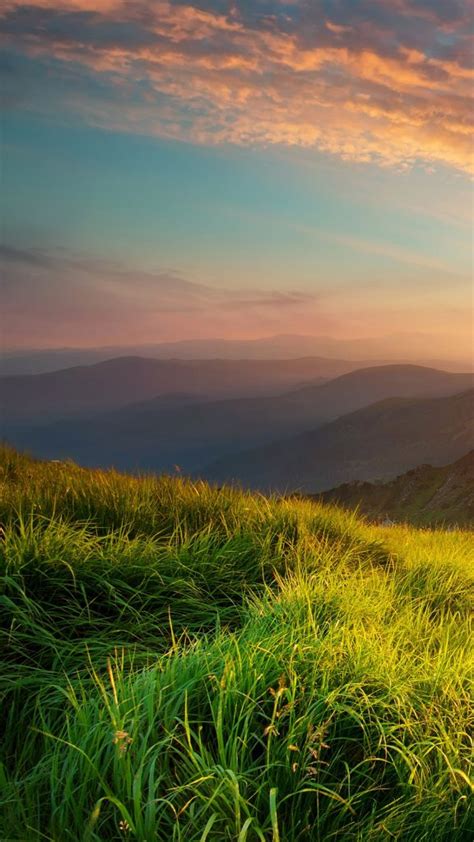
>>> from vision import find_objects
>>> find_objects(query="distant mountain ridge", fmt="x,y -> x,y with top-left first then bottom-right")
285,364 -> 472,415
7,355 -> 443,425
315,451 -> 474,527
3,365 -> 472,479
1,355 -> 352,423
205,389 -> 474,493
2,333 -> 471,375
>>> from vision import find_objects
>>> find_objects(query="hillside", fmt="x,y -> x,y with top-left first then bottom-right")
4,364 -> 472,474
316,451 -> 474,527
0,445 -> 472,841
289,363 -> 472,412
206,389 -> 474,492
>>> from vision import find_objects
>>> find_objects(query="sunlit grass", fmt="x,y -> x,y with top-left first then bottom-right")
1,444 -> 473,840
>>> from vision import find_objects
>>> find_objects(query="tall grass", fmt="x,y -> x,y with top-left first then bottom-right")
0,444 -> 472,840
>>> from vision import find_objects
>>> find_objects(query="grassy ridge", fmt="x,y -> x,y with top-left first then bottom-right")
0,445 -> 473,840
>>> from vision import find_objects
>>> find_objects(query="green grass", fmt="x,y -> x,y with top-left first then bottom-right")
0,444 -> 473,841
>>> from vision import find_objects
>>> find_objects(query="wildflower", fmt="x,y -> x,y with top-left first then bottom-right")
113,730 -> 133,753
119,819 -> 131,834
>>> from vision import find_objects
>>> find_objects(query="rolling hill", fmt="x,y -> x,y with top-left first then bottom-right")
1,444 -> 472,841
315,450 -> 474,527
205,389 -> 474,493
4,366 -> 472,473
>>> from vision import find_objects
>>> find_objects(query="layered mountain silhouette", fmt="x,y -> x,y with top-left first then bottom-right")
1,355 -> 357,423
205,389 -> 474,493
3,364 -> 472,478
315,451 -> 474,527
2,334 -> 471,376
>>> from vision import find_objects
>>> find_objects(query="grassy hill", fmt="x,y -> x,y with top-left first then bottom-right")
0,445 -> 473,841
316,451 -> 474,528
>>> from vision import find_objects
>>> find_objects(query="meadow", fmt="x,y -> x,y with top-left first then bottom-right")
0,444 -> 472,841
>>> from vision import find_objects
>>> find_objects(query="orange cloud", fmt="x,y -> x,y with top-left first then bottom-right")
1,0 -> 473,173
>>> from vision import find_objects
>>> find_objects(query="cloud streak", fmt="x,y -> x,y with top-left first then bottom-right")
1,0 -> 472,172
2,244 -> 472,355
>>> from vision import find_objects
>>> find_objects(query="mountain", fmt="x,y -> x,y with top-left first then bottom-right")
205,390 -> 474,493
4,366 -> 472,474
2,334 -> 471,375
149,333 -> 471,369
119,332 -> 470,364
1,355 -> 353,424
9,353 -> 443,425
316,451 -> 474,527
281,364 -> 472,419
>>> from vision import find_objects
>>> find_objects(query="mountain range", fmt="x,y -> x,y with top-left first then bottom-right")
3,363 -> 472,481
2,333 -> 471,375
1,355 -> 349,423
205,389 -> 474,493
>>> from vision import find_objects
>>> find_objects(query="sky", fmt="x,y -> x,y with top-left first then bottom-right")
1,0 -> 473,358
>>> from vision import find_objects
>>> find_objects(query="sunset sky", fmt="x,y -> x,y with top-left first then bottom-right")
2,0 -> 473,357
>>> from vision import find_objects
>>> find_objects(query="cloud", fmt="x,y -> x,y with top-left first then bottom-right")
1,0 -> 472,173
